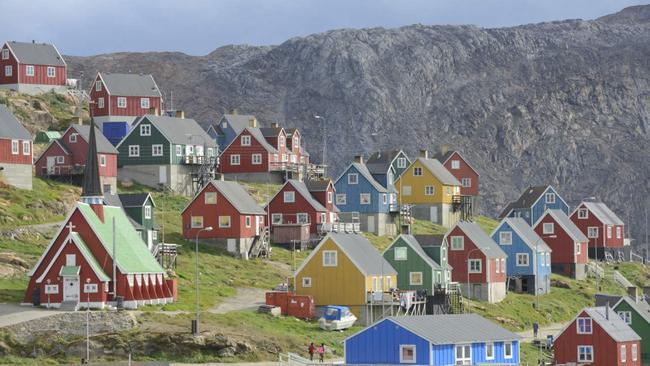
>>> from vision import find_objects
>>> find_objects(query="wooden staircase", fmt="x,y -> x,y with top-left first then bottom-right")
446,283 -> 464,314
249,227 -> 270,259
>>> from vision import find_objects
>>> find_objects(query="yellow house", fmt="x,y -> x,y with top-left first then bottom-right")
294,232 -> 396,320
395,151 -> 461,227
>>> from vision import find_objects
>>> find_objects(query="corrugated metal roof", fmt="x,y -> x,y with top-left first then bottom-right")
582,201 -> 624,225
211,180 -> 266,215
0,105 -> 30,140
350,162 -> 388,193
100,73 -> 161,97
544,209 -> 588,242
502,218 -> 552,252
141,115 -> 216,147
418,158 -> 461,186
387,314 -> 521,344
583,307 -> 641,342
456,221 -> 507,258
69,125 -> 118,154
396,235 -> 441,269
6,41 -> 65,66
329,233 -> 396,276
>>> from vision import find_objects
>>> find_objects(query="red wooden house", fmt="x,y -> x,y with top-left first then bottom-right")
445,221 -> 507,303
305,179 -> 339,224
0,104 -> 32,190
435,150 -> 479,219
266,179 -> 336,235
534,209 -> 588,280
89,72 -> 162,130
23,121 -> 174,310
570,199 -> 625,260
181,179 -> 268,258
35,124 -> 118,194
0,41 -> 67,94
555,307 -> 641,366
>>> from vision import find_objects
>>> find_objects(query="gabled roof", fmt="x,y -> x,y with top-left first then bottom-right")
98,72 -> 161,97
576,201 -> 624,226
433,150 -> 480,177
133,115 -> 216,147
500,186 -> 565,219
496,218 -> 552,253
537,209 -> 588,242
347,314 -> 520,345
559,307 -> 641,343
388,235 -> 441,270
613,296 -> 650,325
119,193 -> 155,208
414,234 -> 447,247
209,180 -> 266,215
305,179 -> 332,192
283,180 -> 327,212
36,232 -> 111,283
453,221 -> 507,258
245,127 -> 279,153
0,105 -> 31,140
296,233 -> 396,277
498,202 -> 515,219
416,158 -> 461,186
365,149 -> 406,175
68,124 -> 118,154
221,114 -> 258,135
38,131 -> 62,139
5,41 -> 66,66
259,127 -> 284,137
335,162 -> 387,193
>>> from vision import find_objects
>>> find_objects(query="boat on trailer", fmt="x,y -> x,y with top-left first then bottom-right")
318,305 -> 357,331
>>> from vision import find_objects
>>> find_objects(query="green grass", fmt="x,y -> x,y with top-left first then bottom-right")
520,342 -> 552,366
475,215 -> 499,234
239,181 -> 283,205
606,262 -> 650,287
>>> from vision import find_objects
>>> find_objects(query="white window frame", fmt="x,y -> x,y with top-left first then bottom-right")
230,154 -> 240,165
461,177 -> 471,187
618,311 -> 632,325
99,154 -> 106,167
128,145 -> 140,157
22,140 -> 30,155
545,193 -> 556,204
66,254 -> 76,266
394,247 -> 407,261
69,133 -> 77,143
632,343 -> 638,362
348,173 -> 358,185
241,135 -> 251,146
424,185 -> 434,196
140,97 -> 150,109
219,216 -> 231,228
84,283 -> 98,293
335,194 -> 347,205
328,191 -> 333,204
284,191 -> 295,203
4,65 -> 12,77
251,153 -> 262,165
469,259 -> 482,273
578,345 -> 593,362
297,213 -> 309,224
245,216 -> 251,228
501,258 -> 506,273
504,342 -> 513,359
485,342 -> 494,360
397,157 -> 407,168
95,80 -> 102,92
97,97 -> 105,109
409,272 -> 423,286
577,317 -> 592,334
360,193 -> 371,205
399,344 -> 416,364
413,167 -> 422,176
10,140 -> 18,154
607,226 -> 612,239
190,216 -> 204,229
323,250 -> 337,267
204,192 -> 217,205
140,124 -> 151,136
587,226 -> 598,239
271,213 -> 283,225
616,226 -> 622,239
144,205 -> 152,220
47,66 -> 55,78
451,160 -> 460,169
543,223 -> 554,234
516,253 -> 529,267
44,284 -> 59,294
117,97 -> 127,109
175,145 -> 182,156
499,231 -> 512,245
56,156 -> 64,164
576,242 -> 581,255
621,345 -> 626,363
152,144 -> 163,157
450,236 -> 464,250
25,65 -> 34,76
302,277 -> 312,288
1,49 -> 8,60
455,344 -> 472,365
546,252 -> 550,266
578,208 -> 588,219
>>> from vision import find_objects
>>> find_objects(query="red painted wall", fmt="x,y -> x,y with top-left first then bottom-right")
534,214 -> 588,265
34,142 -> 69,176
0,44 -> 18,85
442,152 -> 479,196
446,226 -> 505,284
89,75 -> 161,118
571,204 -> 625,249
309,183 -> 336,213
181,183 -> 265,239
18,64 -> 66,86
89,75 -> 110,117
218,129 -> 272,173
554,310 -> 640,366
0,138 -> 31,164
267,182 -> 329,234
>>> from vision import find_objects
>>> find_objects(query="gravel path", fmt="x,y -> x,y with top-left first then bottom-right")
516,322 -> 566,343
0,303 -> 64,328
209,287 -> 267,314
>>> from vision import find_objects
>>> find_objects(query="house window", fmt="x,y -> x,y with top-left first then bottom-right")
399,345 -> 416,364
152,144 -> 163,156
99,154 -> 106,166
144,205 -> 152,219
578,345 -> 593,362
455,345 -> 471,365
499,231 -> 512,245
204,192 -> 217,204
26,65 -> 34,76
279,135 -> 285,147
245,216 -> 251,228
587,227 -> 599,238
66,254 -> 76,266
19,141 -> 30,156
230,154 -> 240,165
495,259 -> 500,274
413,167 -> 422,176
450,236 -> 464,250
516,253 -> 529,266
382,194 -> 387,204
323,250 -> 337,267
297,213 -> 309,224
95,80 -> 102,92
284,191 -> 295,203
69,133 -> 77,143
320,212 -> 326,223
485,343 -> 494,360
409,272 -> 423,286
442,246 -> 447,261
219,216 -> 231,228
616,226 -> 622,239
271,214 -> 283,225
117,97 -> 127,108
335,194 -> 347,205
191,216 -> 203,228
451,160 -> 460,169
97,97 -> 104,109
545,193 -> 555,204
140,98 -> 150,109
251,153 -> 262,165
128,145 -> 140,157
578,208 -> 588,219
302,277 -> 312,288
47,67 -> 56,78
241,135 -> 251,146
84,283 -> 98,293
56,156 -> 64,164
152,230 -> 157,240
501,258 -> 506,272
607,226 -> 612,239
577,317 -> 592,334
402,185 -> 412,196
175,145 -> 182,156
140,124 -> 151,136
4,65 -> 12,77
469,259 -> 482,273
360,193 -> 371,205
541,252 -> 546,266
397,157 -> 407,168
621,345 -> 626,363
1,49 -> 8,59
394,247 -> 407,261
504,342 -> 513,359
576,242 -> 581,255
632,344 -> 638,361
461,178 -> 471,187
546,252 -> 550,266
424,186 -> 434,195
542,223 -> 554,234
328,191 -> 333,204
44,284 -> 59,294
10,140 -> 18,154
186,145 -> 194,156
618,311 -> 632,325
348,173 -> 358,184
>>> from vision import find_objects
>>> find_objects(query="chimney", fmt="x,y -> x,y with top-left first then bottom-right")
440,144 -> 449,155
628,286 -> 640,303
354,155 -> 364,164
148,107 -> 159,116
249,117 -> 257,128
419,149 -> 429,159
230,108 -> 238,115
271,122 -> 279,128
175,110 -> 185,119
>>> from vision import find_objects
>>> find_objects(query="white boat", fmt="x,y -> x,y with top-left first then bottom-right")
318,305 -> 357,331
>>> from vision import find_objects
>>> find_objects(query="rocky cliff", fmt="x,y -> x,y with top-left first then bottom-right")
66,5 -> 650,238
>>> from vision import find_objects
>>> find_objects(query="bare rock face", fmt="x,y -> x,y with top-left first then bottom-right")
67,5 -> 650,237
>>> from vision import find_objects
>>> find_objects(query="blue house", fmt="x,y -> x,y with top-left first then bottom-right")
492,217 -> 553,295
498,185 -> 569,226
365,149 -> 411,189
344,314 -> 521,365
334,156 -> 398,236
206,113 -> 259,151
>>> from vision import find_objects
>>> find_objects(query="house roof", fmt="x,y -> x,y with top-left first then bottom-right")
498,202 -> 515,219
454,221 -> 507,259
221,114 -> 258,135
245,127 -> 279,153
377,314 -> 521,345
259,127 -> 283,137
390,235 -> 441,270
305,179 -> 332,192
68,233 -> 111,281
341,162 -> 388,193
570,307 -> 641,343
414,234 -> 447,247
614,296 -> 650,325
210,180 -> 266,215
99,73 -> 161,97
365,150 -> 404,175
417,158 -> 461,186
0,105 -> 31,140
499,218 -> 552,253
433,150 -> 480,177
137,115 -> 216,147
540,209 -> 588,242
499,185 -> 558,218
579,201 -> 624,226
5,41 -> 65,66
285,180 -> 327,212
118,193 -> 154,208
68,125 -> 118,154
38,131 -> 62,139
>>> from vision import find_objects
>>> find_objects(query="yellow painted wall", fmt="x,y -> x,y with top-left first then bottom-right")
364,274 -> 397,292
395,158 -> 459,204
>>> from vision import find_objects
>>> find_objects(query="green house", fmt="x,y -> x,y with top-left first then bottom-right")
105,193 -> 158,251
383,234 -> 450,293
598,293 -> 650,363
116,115 -> 218,195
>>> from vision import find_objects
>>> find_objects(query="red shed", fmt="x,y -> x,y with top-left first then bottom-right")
554,307 -> 641,366
0,41 -> 67,94
0,105 -> 32,189
445,221 -> 507,303
570,200 -> 625,259
534,209 -> 588,280
181,179 -> 267,258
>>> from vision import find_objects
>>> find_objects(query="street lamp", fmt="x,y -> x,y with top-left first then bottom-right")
194,226 -> 213,336
314,115 -> 326,176
86,277 -> 91,363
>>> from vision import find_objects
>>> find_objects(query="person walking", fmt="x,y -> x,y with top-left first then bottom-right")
308,342 -> 315,361
533,322 -> 539,339
318,343 -> 325,363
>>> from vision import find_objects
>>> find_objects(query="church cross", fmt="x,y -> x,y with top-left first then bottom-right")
66,221 -> 76,235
